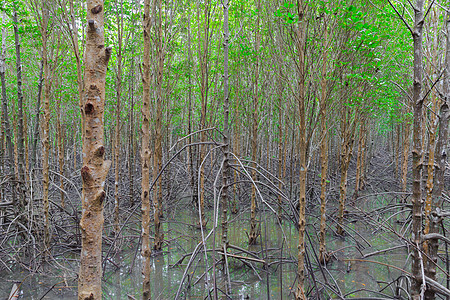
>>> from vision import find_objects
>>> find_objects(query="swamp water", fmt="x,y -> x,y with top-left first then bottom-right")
0,196 -> 408,299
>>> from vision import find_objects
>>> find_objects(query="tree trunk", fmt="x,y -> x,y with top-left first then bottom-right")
319,18 -> 329,264
410,1 -> 425,298
32,61 -> 44,170
221,0 -> 231,255
77,1 -> 112,298
153,0 -> 164,251
141,0 -> 152,297
295,0 -> 307,297
13,6 -> 27,218
40,4 -> 51,255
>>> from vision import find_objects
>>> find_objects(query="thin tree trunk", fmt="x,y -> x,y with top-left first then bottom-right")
77,1 -> 112,298
114,0 -> 124,236
319,18 -> 329,264
128,57 -> 135,207
40,4 -> 51,255
197,0 -> 211,228
153,0 -> 163,251
32,61 -> 44,169
221,0 -> 231,255
249,0 -> 261,245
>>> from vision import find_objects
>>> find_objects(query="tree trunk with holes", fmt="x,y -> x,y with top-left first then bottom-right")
295,0 -> 307,298
141,0 -> 152,297
77,1 -> 112,298
410,1 -> 425,299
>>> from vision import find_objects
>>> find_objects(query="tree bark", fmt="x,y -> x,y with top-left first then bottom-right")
77,1 -> 112,298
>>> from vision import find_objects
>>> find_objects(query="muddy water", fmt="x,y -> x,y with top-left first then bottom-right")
0,196 -> 407,299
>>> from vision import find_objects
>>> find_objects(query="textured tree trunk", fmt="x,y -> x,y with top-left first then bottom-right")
249,0 -> 261,246
410,1 -> 425,298
141,0 -> 152,297
77,1 -> 112,298
295,0 -> 307,298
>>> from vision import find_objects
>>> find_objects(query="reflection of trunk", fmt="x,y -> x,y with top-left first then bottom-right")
77,0 -> 112,297
141,0 -> 152,297
249,0 -> 261,246
410,1 -> 425,298
336,108 -> 356,236
319,20 -> 328,264
153,0 -> 164,251
295,0 -> 307,297
0,25 -> 16,210
425,13 -> 450,300
114,1 -> 124,235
